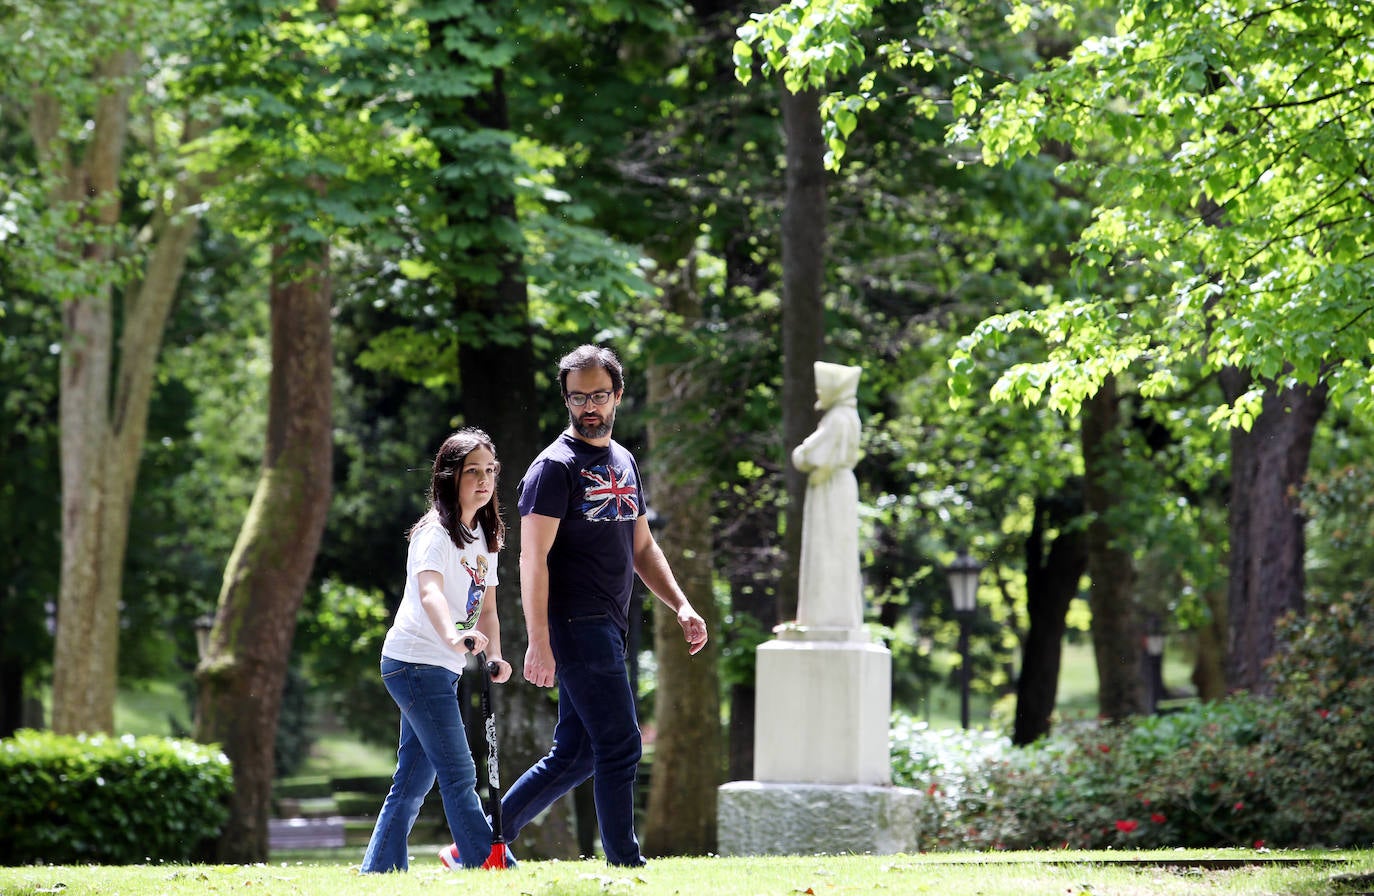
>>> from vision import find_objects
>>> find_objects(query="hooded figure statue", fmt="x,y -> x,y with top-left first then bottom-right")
790,362 -> 863,633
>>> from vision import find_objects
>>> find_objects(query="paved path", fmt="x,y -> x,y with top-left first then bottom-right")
269,816 -> 347,850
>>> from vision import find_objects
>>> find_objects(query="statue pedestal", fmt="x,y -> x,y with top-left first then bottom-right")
753,635 -> 892,784
715,633 -> 924,856
716,781 -> 923,856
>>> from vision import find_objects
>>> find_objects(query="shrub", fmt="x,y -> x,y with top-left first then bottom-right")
889,716 -> 1022,849
1258,588 -> 1374,846
890,586 -> 1374,851
0,729 -> 232,865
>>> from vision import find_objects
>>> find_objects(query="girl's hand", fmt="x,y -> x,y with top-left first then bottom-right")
455,631 -> 490,655
487,658 -> 513,684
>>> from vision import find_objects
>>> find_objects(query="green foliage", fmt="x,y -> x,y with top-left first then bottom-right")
739,0 -> 1374,428
0,729 -> 232,864
0,283 -> 59,694
121,231 -> 267,683
956,0 -> 1374,421
1301,423 -> 1374,595
295,580 -> 393,747
274,665 -> 317,779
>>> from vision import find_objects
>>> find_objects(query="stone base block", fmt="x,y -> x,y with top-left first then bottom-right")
754,638 -> 893,784
716,780 -> 923,857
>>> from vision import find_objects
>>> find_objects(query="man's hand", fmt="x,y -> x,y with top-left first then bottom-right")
524,638 -> 557,687
677,605 -> 708,656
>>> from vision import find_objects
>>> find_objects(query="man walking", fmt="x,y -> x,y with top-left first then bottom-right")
499,343 -> 708,867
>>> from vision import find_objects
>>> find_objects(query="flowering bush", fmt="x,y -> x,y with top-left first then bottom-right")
1256,588 -> 1374,845
890,586 -> 1374,850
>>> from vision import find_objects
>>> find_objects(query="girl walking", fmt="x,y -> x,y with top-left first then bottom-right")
360,427 -> 514,872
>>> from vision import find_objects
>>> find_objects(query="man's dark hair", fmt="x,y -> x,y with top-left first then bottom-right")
558,344 -> 624,395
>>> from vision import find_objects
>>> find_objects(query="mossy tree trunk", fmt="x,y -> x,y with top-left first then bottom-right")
195,242 -> 333,863
643,264 -> 722,857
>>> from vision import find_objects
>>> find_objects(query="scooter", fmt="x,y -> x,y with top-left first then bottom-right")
465,636 -> 512,870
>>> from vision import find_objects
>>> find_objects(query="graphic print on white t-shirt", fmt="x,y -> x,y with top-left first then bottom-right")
457,554 -> 488,630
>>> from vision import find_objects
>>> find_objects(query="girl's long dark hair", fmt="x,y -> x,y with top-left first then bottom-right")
409,427 -> 505,552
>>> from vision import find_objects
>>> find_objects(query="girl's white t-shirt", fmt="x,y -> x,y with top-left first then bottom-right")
381,511 -> 499,675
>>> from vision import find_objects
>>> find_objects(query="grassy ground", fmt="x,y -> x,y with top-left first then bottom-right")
2,850 -> 1370,896
296,730 -> 397,780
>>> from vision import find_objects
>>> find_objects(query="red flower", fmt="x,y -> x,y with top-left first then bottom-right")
1317,708 -> 1330,719
1150,813 -> 1167,824
1232,801 -> 1245,812
1254,839 -> 1266,849
1098,744 -> 1111,754
1115,820 -> 1139,833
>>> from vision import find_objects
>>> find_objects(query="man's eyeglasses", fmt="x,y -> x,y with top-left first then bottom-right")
565,390 -> 614,408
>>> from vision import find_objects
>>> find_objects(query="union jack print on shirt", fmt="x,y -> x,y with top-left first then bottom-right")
579,464 -> 639,522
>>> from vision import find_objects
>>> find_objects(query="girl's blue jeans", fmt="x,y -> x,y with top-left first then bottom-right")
501,611 -> 646,866
360,657 -> 493,872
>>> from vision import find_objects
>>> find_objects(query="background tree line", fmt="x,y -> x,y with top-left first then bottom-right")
3,0 -> 1371,863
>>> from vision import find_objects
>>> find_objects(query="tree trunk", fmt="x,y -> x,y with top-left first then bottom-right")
1012,488 -> 1087,745
436,41 -> 578,854
642,264 -> 722,857
45,48 -> 135,736
1080,377 -> 1145,719
725,516 -> 778,781
777,83 -> 827,624
195,243 -> 333,862
43,49 -> 209,734
455,279 -> 569,857
1190,581 -> 1228,701
1217,371 -> 1327,695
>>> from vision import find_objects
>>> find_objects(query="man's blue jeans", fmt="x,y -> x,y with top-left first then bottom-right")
360,657 -> 493,872
502,612 -> 646,866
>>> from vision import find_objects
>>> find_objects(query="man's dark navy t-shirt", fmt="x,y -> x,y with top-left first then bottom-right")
517,433 -> 646,633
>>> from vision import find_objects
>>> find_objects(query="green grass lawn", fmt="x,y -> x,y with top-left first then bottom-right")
295,730 -> 397,779
2,851 -> 1369,896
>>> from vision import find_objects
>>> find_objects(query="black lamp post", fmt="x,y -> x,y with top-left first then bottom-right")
945,552 -> 983,730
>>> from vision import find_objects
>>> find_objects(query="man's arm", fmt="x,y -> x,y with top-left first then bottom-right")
520,513 -> 561,687
632,516 -> 709,655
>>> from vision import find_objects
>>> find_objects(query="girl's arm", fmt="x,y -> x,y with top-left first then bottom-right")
417,570 -> 486,655
474,585 -> 511,683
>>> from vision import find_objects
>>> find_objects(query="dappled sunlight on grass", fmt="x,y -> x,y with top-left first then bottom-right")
1,851 -> 1368,896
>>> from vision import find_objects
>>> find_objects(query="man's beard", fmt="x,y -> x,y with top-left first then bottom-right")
570,406 -> 614,440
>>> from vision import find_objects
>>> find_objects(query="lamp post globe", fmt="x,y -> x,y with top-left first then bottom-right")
944,552 -> 983,729
946,552 -> 982,617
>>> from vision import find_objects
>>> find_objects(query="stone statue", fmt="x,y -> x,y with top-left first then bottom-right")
790,361 -> 863,633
